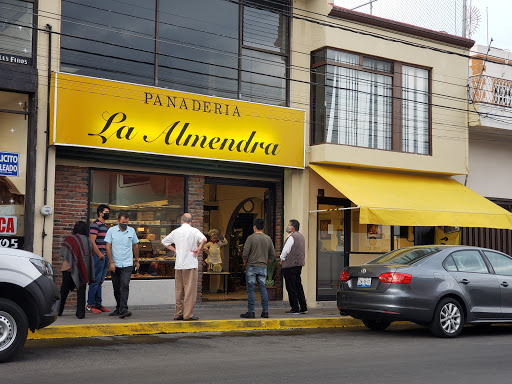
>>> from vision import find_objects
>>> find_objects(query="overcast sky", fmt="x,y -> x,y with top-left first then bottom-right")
334,0 -> 512,50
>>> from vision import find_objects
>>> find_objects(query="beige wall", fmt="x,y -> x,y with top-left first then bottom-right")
33,0 -> 61,259
287,0 -> 472,305
292,0 -> 470,176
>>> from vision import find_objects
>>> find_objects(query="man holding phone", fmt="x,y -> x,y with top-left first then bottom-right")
105,211 -> 139,319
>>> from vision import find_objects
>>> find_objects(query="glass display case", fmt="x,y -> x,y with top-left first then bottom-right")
90,170 -> 185,279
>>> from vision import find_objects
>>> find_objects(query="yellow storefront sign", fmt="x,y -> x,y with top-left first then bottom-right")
50,73 -> 305,168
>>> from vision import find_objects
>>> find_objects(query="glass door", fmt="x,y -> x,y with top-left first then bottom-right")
316,199 -> 350,301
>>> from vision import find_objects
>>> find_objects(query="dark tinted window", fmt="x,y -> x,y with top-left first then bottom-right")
484,251 -> 512,276
61,0 -> 156,85
241,49 -> 286,106
451,250 -> 489,274
60,0 -> 289,106
158,0 -> 239,98
368,247 -> 441,265
0,0 -> 33,62
243,0 -> 288,53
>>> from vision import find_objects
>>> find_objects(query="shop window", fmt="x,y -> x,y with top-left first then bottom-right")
0,0 -> 34,65
312,48 -> 430,154
393,225 -> 415,249
350,210 -> 391,254
0,91 -> 28,249
61,0 -> 290,106
89,170 -> 185,279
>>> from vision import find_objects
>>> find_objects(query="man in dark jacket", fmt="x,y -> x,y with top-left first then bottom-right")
280,219 -> 307,314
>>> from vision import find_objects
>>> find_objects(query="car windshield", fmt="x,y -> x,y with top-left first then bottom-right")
368,247 -> 442,265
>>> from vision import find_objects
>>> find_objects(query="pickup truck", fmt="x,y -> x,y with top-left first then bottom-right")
0,248 -> 60,362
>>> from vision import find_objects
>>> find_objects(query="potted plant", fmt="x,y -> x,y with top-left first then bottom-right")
266,258 -> 279,301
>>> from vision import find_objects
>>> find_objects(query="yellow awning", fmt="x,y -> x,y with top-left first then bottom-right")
310,164 -> 512,230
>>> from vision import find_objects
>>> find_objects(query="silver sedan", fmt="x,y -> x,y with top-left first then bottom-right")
337,245 -> 512,337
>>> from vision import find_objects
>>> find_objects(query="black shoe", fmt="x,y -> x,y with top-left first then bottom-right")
174,316 -> 184,321
119,310 -> 132,319
184,316 -> 199,321
299,310 -> 308,314
285,310 -> 300,314
261,312 -> 269,318
109,309 -> 120,317
240,312 -> 255,318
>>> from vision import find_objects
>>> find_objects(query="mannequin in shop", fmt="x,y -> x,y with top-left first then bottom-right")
204,229 -> 228,293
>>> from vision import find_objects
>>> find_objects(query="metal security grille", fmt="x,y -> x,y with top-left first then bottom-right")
461,200 -> 512,256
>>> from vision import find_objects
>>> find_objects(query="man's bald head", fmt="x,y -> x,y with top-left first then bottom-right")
181,213 -> 193,223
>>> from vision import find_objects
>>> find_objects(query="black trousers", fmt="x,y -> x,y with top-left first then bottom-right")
111,266 -> 132,313
282,266 -> 307,312
59,271 -> 86,319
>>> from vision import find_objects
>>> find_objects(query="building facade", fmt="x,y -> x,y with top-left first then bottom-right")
465,45 -> 512,254
2,0 -> 511,308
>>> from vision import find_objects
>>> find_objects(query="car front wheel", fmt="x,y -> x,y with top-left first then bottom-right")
429,297 -> 464,338
362,319 -> 391,331
0,298 -> 29,363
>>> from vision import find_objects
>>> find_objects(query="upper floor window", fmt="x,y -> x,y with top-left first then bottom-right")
0,0 -> 34,65
61,0 -> 289,106
312,48 -> 430,154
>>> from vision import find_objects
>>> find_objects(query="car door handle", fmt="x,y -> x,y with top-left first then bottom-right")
501,282 -> 509,287
460,279 -> 470,285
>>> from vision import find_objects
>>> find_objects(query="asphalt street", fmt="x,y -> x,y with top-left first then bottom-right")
3,324 -> 512,384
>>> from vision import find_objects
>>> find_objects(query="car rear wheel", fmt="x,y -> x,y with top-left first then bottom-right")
0,298 -> 28,363
362,319 -> 392,331
429,298 -> 464,338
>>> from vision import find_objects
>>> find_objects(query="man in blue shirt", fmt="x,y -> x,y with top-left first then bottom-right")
105,211 -> 140,318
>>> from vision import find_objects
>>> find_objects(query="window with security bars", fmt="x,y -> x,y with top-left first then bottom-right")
312,48 -> 430,154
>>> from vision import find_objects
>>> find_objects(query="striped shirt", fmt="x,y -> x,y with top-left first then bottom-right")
90,219 -> 107,255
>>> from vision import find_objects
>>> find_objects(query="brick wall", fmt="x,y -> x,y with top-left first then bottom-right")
274,181 -> 284,300
52,165 -> 90,307
187,175 -> 205,302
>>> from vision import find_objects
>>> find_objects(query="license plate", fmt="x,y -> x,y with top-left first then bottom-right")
357,277 -> 371,287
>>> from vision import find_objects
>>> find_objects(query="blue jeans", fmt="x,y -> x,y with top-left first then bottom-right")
87,254 -> 109,307
246,265 -> 268,313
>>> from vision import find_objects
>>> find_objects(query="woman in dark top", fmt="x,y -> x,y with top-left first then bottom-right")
58,221 -> 95,319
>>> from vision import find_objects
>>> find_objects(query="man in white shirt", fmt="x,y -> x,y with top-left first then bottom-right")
161,213 -> 206,321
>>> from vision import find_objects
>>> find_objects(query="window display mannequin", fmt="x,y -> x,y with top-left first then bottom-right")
204,229 -> 228,272
204,229 -> 228,294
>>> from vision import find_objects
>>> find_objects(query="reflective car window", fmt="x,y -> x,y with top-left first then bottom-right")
451,250 -> 489,274
484,251 -> 512,276
368,247 -> 441,265
443,255 -> 458,272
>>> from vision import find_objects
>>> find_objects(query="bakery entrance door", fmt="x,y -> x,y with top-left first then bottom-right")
202,181 -> 276,302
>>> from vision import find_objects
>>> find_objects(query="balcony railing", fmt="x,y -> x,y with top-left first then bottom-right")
469,75 -> 512,108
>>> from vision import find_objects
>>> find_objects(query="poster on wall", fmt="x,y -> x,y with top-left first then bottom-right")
0,152 -> 19,177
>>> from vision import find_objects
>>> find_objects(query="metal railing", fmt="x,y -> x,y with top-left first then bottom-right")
469,75 -> 512,108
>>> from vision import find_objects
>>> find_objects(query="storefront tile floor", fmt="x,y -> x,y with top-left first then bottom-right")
56,301 -> 341,326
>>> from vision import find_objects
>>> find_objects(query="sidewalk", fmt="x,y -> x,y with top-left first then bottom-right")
28,302 -> 363,340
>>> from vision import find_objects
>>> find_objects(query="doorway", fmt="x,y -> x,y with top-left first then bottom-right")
202,179 -> 276,301
316,197 -> 351,301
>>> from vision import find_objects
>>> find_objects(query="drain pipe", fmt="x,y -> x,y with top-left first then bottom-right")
41,24 -> 52,258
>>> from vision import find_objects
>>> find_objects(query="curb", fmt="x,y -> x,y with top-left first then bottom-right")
27,317 -> 364,340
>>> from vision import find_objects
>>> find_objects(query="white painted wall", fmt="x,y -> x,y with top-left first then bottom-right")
465,131 -> 512,200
